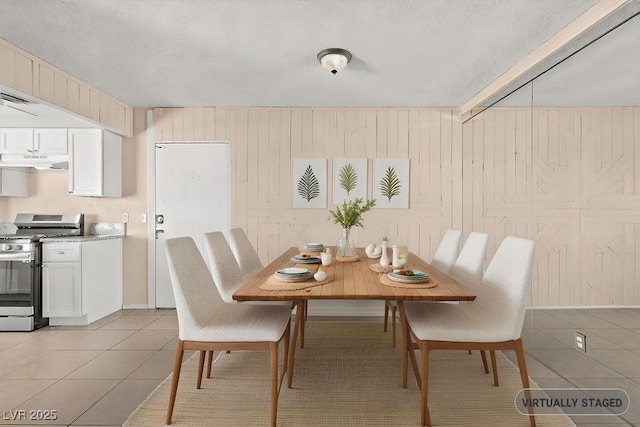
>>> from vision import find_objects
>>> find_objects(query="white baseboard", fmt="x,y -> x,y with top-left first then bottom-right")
122,304 -> 150,310
121,302 -> 636,314
528,305 -> 640,309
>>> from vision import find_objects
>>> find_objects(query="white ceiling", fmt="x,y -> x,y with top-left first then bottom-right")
0,0 -> 638,119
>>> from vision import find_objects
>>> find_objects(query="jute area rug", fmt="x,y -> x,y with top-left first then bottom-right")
125,322 -> 575,426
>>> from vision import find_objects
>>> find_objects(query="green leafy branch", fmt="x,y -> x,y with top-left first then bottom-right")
327,197 -> 376,228
297,165 -> 320,202
339,163 -> 358,195
380,166 -> 401,201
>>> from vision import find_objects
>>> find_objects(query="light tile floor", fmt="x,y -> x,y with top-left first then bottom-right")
0,308 -> 638,426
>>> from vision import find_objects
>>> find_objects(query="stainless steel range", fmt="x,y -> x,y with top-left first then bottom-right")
0,213 -> 84,331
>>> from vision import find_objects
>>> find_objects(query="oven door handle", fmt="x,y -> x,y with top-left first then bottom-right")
0,253 -> 34,262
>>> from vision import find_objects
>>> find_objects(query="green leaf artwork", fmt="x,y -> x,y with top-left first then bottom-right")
297,165 -> 320,202
339,163 -> 358,195
380,166 -> 401,201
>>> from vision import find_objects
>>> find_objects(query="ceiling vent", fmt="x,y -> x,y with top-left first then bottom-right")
0,92 -> 30,104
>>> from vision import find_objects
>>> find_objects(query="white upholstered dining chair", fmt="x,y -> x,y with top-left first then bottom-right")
204,231 -> 292,308
429,229 -> 462,275
449,231 -> 489,291
384,229 -> 462,347
402,236 -> 536,427
203,231 -> 293,376
449,232 -> 495,379
163,236 -> 292,427
229,227 -> 264,280
203,231 -> 246,303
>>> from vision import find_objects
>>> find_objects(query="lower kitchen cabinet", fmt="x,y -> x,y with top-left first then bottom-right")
42,238 -> 122,325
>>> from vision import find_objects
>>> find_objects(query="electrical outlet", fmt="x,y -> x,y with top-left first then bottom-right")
576,331 -> 586,353
122,213 -> 129,223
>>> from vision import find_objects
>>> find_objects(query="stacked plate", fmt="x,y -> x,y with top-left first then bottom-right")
275,267 -> 312,281
303,242 -> 324,252
291,254 -> 321,264
388,270 -> 430,284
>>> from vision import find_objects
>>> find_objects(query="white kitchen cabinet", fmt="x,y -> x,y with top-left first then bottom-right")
0,128 -> 33,153
42,261 -> 82,317
34,128 -> 68,154
0,128 -> 68,154
68,128 -> 122,197
0,167 -> 28,196
42,238 -> 123,325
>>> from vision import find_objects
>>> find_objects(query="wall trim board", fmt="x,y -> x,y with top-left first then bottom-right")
122,304 -> 150,310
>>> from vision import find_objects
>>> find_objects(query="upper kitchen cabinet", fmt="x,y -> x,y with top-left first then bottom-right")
0,128 -> 68,154
68,128 -> 122,197
34,129 -> 68,154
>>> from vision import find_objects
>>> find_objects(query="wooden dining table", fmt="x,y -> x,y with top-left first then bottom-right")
233,246 -> 476,388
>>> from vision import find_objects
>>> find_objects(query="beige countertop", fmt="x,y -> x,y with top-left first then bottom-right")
41,235 -> 124,243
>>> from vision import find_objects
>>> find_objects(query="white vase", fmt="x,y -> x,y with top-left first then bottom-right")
379,240 -> 389,266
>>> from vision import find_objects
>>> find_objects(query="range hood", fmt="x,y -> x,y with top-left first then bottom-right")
0,153 -> 69,170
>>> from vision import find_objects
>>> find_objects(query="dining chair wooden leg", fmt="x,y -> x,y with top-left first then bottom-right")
468,349 -> 472,354
514,339 -> 536,427
480,350 -> 489,374
196,350 -> 206,389
270,341 -> 279,427
391,304 -> 397,348
384,301 -> 389,332
490,350 -> 499,386
166,340 -> 185,425
206,350 -> 213,378
420,341 -> 432,427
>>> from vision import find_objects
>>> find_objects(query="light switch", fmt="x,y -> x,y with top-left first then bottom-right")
140,213 -> 147,223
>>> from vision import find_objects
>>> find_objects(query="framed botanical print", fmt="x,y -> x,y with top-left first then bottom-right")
373,158 -> 409,208
292,158 -> 327,208
332,158 -> 367,204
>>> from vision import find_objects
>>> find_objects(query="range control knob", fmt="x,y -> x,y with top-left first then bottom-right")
5,245 -> 12,251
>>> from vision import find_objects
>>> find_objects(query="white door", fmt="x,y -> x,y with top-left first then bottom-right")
154,143 -> 230,308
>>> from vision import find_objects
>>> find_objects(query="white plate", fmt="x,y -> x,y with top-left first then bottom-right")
388,272 -> 430,284
291,257 -> 321,263
274,272 -> 313,281
306,242 -> 323,247
389,270 -> 429,281
277,267 -> 309,275
294,254 -> 321,259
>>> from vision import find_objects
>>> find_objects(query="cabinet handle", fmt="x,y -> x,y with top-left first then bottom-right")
57,251 -> 64,255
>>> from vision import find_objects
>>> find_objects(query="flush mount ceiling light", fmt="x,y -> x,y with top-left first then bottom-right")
317,48 -> 352,75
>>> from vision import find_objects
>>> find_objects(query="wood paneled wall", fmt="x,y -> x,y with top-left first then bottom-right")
152,107 -> 462,272
153,106 -> 640,307
464,107 -> 640,306
0,38 -> 133,136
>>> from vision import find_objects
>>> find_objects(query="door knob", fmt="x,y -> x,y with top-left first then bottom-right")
155,214 -> 164,224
